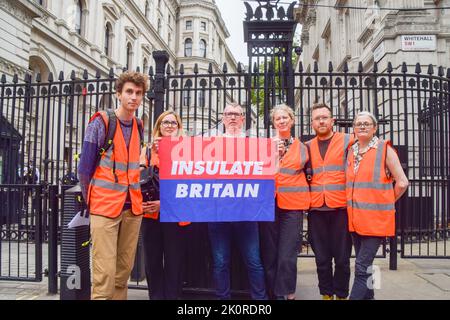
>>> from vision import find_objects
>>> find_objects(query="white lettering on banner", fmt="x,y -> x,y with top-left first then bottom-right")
171,161 -> 264,176
175,183 -> 260,198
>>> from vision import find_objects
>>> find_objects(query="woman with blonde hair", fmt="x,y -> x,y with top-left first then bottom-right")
260,104 -> 310,300
140,110 -> 189,300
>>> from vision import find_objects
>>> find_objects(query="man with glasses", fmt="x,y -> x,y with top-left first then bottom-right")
306,103 -> 354,300
207,102 -> 267,300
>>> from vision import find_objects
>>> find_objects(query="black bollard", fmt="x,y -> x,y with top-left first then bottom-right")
60,184 -> 91,300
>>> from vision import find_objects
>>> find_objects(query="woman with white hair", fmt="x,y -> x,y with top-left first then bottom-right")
346,111 -> 409,300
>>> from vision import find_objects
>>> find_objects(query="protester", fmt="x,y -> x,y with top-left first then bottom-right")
347,111 -> 408,300
307,103 -> 353,300
140,110 -> 190,300
78,71 -> 147,299
208,102 -> 267,300
260,104 -> 310,300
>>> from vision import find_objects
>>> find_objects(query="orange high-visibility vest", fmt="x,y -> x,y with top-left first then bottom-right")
276,139 -> 311,210
87,111 -> 143,218
144,150 -> 191,227
307,132 -> 353,209
346,139 -> 396,237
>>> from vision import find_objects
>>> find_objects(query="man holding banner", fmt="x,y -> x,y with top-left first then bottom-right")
207,103 -> 267,300
158,102 -> 270,300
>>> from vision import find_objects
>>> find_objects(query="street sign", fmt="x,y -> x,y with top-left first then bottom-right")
401,35 -> 436,51
373,41 -> 385,63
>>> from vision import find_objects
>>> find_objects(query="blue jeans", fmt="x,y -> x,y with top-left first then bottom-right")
208,222 -> 267,300
349,233 -> 383,300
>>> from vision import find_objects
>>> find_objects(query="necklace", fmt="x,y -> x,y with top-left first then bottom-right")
280,137 -> 294,160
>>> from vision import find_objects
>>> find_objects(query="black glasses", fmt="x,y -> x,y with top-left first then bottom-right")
223,112 -> 243,118
161,120 -> 178,127
354,122 -> 374,128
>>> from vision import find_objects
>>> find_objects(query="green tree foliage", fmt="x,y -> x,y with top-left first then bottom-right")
250,48 -> 300,114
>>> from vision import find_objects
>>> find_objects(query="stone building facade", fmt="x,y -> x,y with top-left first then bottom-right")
297,0 -> 450,74
0,0 -> 237,80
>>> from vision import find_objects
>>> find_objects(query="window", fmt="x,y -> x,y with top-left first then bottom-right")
158,0 -> 161,9
199,39 -> 207,58
183,90 -> 191,107
168,15 -> 171,25
200,21 -> 206,32
186,20 -> 192,30
184,38 -> 192,57
104,23 -> 112,56
157,19 -> 162,35
143,58 -> 148,74
74,0 -> 82,35
168,33 -> 172,48
145,0 -> 150,18
198,90 -> 205,108
126,43 -> 132,70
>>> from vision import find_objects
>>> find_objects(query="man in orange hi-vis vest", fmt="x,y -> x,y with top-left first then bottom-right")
78,72 -> 148,300
306,103 -> 354,300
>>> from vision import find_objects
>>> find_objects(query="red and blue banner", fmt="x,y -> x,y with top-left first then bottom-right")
158,136 -> 277,222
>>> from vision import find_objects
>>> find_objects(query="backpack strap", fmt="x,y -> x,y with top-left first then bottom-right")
92,109 -> 118,182
136,118 -> 144,148
100,109 -> 117,157
304,141 -> 313,183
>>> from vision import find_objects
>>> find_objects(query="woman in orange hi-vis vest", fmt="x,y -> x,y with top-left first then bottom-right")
140,110 -> 190,300
260,104 -> 310,300
346,111 -> 408,300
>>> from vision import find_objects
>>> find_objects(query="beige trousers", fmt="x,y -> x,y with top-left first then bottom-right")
90,209 -> 143,300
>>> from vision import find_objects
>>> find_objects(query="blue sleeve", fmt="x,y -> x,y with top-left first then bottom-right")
78,116 -> 106,201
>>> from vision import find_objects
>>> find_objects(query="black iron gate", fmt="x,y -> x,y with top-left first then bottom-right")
0,0 -> 448,295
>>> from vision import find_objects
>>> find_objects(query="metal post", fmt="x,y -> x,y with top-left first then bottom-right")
48,185 -> 59,294
389,236 -> 397,271
152,51 -> 169,122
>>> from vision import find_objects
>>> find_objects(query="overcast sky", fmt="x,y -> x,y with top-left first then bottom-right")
214,0 -> 249,64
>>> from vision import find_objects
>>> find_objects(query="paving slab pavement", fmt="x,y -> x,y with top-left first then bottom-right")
1,257 -> 449,300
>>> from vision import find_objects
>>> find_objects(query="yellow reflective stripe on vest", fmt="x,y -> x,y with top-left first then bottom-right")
91,179 -> 128,192
312,165 -> 345,175
347,201 -> 395,211
347,182 -> 393,190
373,140 -> 385,182
99,158 -> 128,171
310,184 -> 345,192
128,162 -> 140,170
343,133 -> 351,163
99,149 -> 140,171
279,168 -> 303,175
129,182 -> 141,190
300,142 -> 307,168
278,186 -> 310,193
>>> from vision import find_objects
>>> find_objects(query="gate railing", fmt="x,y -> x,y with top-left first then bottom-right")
0,58 -> 448,286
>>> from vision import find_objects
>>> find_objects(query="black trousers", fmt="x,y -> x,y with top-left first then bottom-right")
308,209 -> 352,298
141,218 -> 187,300
260,206 -> 303,298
